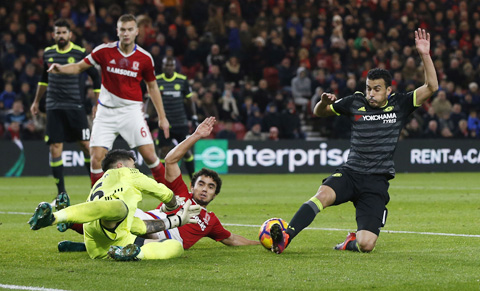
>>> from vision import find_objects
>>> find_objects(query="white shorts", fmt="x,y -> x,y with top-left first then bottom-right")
90,103 -> 153,149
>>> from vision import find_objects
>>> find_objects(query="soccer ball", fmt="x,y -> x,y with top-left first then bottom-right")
258,218 -> 288,250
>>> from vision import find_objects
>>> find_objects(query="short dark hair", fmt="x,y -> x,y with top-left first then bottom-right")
191,168 -> 222,194
118,14 -> 137,25
54,19 -> 70,31
162,56 -> 176,66
367,68 -> 392,88
101,149 -> 136,172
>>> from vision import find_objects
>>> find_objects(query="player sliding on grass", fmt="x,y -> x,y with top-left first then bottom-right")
270,28 -> 438,254
57,117 -> 259,252
28,149 -> 201,261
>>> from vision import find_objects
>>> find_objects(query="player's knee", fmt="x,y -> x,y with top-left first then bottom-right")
315,186 -> 335,208
356,232 -> 377,252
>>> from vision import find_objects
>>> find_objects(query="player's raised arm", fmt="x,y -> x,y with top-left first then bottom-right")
313,93 -> 338,117
47,59 -> 92,75
164,117 -> 216,181
413,28 -> 439,106
146,79 -> 170,139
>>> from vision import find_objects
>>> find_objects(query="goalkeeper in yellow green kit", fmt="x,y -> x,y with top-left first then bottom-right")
28,149 -> 201,261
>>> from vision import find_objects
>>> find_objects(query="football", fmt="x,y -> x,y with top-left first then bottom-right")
258,218 -> 288,250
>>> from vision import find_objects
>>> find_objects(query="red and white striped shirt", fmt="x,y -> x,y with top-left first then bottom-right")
85,41 -> 156,107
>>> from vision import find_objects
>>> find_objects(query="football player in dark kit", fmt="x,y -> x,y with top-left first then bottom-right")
270,28 -> 438,254
153,56 -> 198,179
31,19 -> 101,229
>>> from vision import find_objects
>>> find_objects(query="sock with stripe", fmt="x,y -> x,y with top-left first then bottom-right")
285,197 -> 323,244
84,157 -> 91,175
147,158 -> 165,184
90,168 -> 103,187
50,157 -> 65,194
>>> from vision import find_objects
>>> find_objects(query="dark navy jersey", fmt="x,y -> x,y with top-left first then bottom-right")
156,72 -> 192,127
331,91 -> 418,178
40,42 -> 100,110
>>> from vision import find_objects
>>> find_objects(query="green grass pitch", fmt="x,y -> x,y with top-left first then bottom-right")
0,173 -> 479,290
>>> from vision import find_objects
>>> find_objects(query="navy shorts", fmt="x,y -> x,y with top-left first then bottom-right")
45,109 -> 90,144
322,167 -> 390,236
157,126 -> 189,152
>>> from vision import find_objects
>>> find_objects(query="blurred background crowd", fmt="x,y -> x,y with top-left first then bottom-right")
1,0 -> 480,142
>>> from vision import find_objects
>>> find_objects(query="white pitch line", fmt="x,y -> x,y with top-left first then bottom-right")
0,284 -> 69,291
390,185 -> 480,191
0,211 -> 30,215
3,211 -> 479,238
223,223 -> 480,238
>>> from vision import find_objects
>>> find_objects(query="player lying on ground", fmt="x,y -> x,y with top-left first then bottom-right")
269,28 -> 438,254
28,149 -> 201,261
57,117 -> 260,252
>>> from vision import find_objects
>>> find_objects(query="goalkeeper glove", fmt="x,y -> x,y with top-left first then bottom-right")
159,196 -> 185,212
163,200 -> 201,229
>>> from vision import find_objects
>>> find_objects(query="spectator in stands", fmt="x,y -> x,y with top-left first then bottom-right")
216,120 -> 237,140
281,99 -> 304,139
401,118 -> 423,140
224,55 -> 243,86
423,120 -> 441,138
262,103 -> 282,133
453,119 -> 471,139
467,110 -> 479,138
268,126 -> 280,141
200,91 -> 219,120
4,99 -> 27,139
450,103 -> 467,132
291,67 -> 311,111
244,123 -> 265,141
253,79 -> 271,113
204,64 -> 225,93
277,58 -> 295,92
246,107 -> 263,131
219,84 -> 239,122
206,44 -> 226,69
0,83 -> 16,110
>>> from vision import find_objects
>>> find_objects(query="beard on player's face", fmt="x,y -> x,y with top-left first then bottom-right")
57,38 -> 68,49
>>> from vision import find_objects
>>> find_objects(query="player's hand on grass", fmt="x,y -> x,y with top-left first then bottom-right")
194,116 -> 215,138
166,200 -> 201,229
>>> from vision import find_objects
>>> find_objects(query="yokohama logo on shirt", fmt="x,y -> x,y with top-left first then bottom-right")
84,41 -> 156,106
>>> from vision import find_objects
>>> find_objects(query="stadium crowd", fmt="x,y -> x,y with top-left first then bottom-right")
1,0 -> 480,142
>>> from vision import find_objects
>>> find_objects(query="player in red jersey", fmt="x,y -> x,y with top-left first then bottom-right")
58,117 -> 260,252
48,14 -> 169,186
136,117 -> 259,248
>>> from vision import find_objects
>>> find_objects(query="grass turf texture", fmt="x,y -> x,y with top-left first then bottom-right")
0,173 -> 479,290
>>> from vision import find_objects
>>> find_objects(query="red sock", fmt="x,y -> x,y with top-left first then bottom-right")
150,162 -> 166,184
90,172 -> 103,186
70,223 -> 84,235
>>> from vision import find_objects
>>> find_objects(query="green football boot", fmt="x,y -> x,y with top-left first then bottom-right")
28,202 -> 55,230
55,192 -> 72,232
108,244 -> 141,261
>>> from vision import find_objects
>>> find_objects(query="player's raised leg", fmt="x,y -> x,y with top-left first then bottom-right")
28,199 -> 128,230
272,185 -> 335,254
